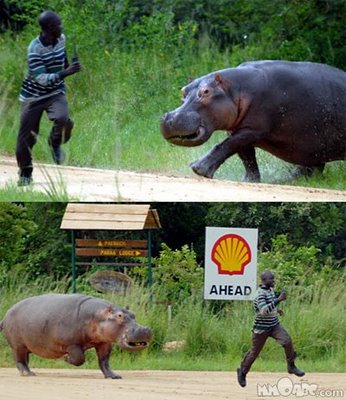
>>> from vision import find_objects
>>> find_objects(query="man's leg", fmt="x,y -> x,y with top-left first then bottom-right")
271,324 -> 305,377
237,331 -> 268,387
46,93 -> 73,164
16,101 -> 44,185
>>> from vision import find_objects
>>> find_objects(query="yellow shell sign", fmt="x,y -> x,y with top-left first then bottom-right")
211,233 -> 252,275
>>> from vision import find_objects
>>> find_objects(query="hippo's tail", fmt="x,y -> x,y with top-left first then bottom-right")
0,319 -> 4,331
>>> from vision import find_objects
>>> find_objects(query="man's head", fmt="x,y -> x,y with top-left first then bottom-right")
39,11 -> 62,39
261,270 -> 275,288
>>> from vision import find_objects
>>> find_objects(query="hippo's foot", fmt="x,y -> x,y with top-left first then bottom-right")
242,171 -> 260,183
291,164 -> 325,179
104,371 -> 122,379
190,158 -> 217,179
17,362 -> 35,377
20,370 -> 36,377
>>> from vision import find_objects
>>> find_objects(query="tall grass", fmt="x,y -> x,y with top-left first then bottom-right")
1,274 -> 345,372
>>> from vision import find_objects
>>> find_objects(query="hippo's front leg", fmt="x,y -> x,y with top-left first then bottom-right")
190,129 -> 264,180
64,344 -> 85,366
96,343 -> 122,379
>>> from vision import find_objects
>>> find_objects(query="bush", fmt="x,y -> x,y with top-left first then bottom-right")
152,243 -> 203,303
259,234 -> 331,288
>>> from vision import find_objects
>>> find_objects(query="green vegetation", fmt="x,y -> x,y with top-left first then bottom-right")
1,202 -> 345,281
1,0 -> 345,193
0,202 -> 345,371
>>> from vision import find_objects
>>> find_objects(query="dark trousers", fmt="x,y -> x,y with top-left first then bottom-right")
16,93 -> 73,177
241,324 -> 296,374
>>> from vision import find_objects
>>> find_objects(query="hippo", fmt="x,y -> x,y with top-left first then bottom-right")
161,61 -> 346,182
0,294 -> 152,378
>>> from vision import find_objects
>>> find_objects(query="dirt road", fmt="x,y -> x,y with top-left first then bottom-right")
1,155 -> 345,201
0,368 -> 345,400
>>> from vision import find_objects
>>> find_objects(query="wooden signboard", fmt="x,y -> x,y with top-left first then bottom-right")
60,203 -> 161,293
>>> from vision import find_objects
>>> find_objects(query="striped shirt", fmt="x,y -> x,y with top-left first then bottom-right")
252,285 -> 280,334
19,34 -> 67,103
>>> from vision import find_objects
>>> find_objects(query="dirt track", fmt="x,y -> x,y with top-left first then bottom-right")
1,155 -> 345,201
0,368 -> 345,400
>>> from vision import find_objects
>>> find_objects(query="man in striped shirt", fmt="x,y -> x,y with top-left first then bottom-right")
16,11 -> 81,186
237,270 -> 305,387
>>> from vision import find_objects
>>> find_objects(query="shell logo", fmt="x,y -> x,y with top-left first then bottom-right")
211,234 -> 252,275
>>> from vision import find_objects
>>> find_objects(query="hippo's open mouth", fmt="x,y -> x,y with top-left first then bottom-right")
168,125 -> 210,147
119,334 -> 150,351
122,339 -> 149,351
128,341 -> 148,348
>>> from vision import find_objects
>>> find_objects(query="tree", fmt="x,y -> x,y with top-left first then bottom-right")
152,203 -> 209,259
21,203 -> 72,278
0,203 -> 36,279
205,203 -> 345,262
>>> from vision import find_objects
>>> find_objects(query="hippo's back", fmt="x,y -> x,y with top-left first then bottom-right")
1,294 -> 111,349
4,294 -> 90,321
236,61 -> 346,163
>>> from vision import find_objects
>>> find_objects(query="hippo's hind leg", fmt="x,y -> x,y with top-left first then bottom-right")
291,164 -> 325,179
238,147 -> 261,182
14,346 -> 35,376
95,343 -> 122,379
64,344 -> 85,366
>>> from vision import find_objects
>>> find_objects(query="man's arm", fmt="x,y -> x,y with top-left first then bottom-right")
258,289 -> 286,315
57,61 -> 81,79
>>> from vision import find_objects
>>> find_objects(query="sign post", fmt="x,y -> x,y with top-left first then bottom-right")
71,230 -> 76,293
204,227 -> 258,301
61,204 -> 161,294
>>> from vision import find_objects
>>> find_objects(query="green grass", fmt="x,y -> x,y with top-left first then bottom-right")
1,38 -> 345,195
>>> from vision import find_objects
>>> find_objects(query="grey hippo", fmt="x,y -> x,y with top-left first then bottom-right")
0,294 -> 152,378
161,61 -> 346,182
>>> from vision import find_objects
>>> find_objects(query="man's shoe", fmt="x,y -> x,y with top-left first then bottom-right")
237,367 -> 247,387
51,146 -> 65,165
288,363 -> 305,377
17,176 -> 33,187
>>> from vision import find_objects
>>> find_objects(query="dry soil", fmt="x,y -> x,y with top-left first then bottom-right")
1,155 -> 345,201
0,368 -> 345,400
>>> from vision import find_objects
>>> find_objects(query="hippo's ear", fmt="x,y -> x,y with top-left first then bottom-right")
214,74 -> 231,92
